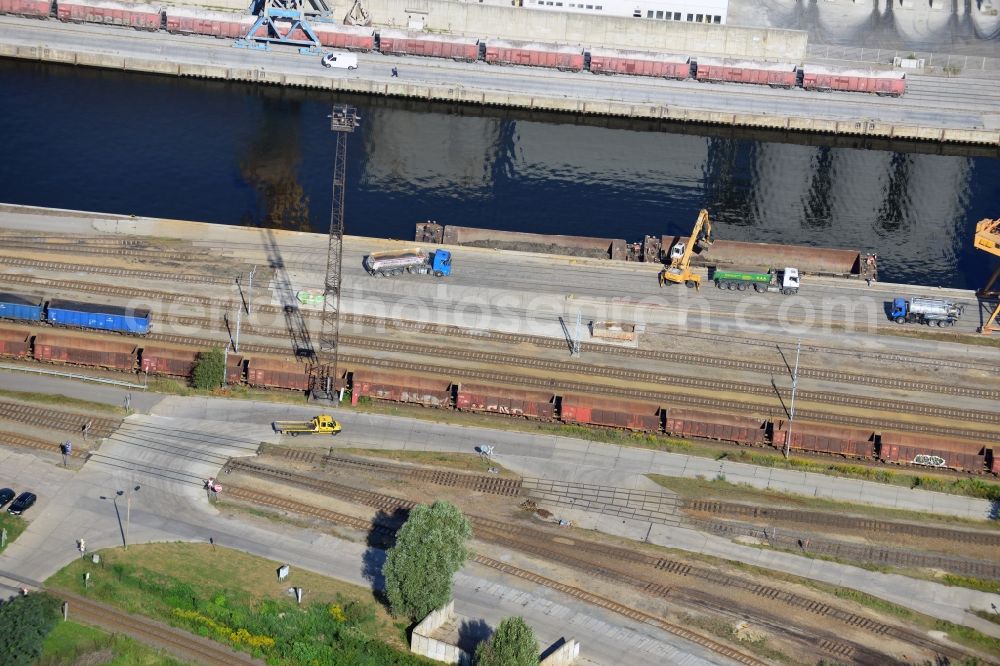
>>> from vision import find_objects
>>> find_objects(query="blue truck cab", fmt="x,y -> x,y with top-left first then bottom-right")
431,249 -> 452,277
890,297 -> 908,320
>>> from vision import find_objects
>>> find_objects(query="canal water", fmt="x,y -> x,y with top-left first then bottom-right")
1,59 -> 998,290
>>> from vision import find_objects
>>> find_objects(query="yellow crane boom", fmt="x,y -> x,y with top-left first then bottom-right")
659,209 -> 714,289
975,218 -> 1000,335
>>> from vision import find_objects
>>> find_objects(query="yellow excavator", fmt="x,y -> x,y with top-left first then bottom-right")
659,209 -> 714,289
975,217 -> 1000,334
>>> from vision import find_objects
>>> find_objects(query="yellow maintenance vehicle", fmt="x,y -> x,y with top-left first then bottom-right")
975,217 -> 1000,334
272,415 -> 342,436
659,209 -> 714,289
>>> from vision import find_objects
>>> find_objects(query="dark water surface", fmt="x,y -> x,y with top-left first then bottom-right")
1,60 -> 998,289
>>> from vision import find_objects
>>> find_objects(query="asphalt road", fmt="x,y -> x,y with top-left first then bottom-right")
1,15 -> 999,131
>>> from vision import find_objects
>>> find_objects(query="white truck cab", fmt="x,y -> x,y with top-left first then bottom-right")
782,267 -> 800,291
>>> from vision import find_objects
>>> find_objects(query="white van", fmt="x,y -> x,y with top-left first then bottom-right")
321,52 -> 358,70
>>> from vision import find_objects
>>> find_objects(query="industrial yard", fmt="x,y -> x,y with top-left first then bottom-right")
0,202 -> 999,664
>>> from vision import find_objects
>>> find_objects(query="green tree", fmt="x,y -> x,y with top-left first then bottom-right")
382,501 -> 471,620
474,617 -> 538,666
191,347 -> 226,389
0,592 -> 62,666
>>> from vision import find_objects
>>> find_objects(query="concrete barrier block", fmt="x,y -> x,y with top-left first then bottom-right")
124,58 -> 179,75
541,638 -> 581,665
76,52 -> 124,69
892,125 -> 944,140
15,45 -> 39,59
42,48 -> 77,64
942,128 -> 1000,144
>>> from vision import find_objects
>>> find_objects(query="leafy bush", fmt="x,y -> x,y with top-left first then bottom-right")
383,501 -> 472,620
474,617 -> 537,666
191,347 -> 226,389
0,593 -> 62,666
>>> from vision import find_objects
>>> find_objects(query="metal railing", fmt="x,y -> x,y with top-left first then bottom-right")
0,363 -> 147,389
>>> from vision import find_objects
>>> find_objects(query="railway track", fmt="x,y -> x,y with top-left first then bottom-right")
221,484 -> 770,666
0,429 -> 89,458
682,499 -> 1000,546
4,272 -> 999,440
261,446 -> 524,496
225,473 -> 971,665
264,450 -> 1000,578
4,269 -> 998,399
154,329 -> 1000,442
0,255 -> 237,285
54,589 -> 265,666
161,308 -> 1000,429
0,400 -> 119,437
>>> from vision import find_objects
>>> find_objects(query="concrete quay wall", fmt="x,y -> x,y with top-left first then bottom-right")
3,42 -> 998,147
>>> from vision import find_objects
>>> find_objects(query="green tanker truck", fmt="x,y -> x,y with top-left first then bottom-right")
712,267 -> 800,295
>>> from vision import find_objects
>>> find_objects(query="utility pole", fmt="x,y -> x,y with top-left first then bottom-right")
313,105 -> 360,401
783,339 -> 801,459
571,311 -> 582,357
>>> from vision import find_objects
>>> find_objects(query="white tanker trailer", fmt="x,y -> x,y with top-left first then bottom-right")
890,297 -> 964,327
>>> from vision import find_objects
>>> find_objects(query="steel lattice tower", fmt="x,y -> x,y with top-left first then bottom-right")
313,105 -> 360,400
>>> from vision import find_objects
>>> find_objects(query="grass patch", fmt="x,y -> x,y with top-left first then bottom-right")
941,575 -> 1000,595
0,513 -> 26,553
648,474 -> 999,528
717,449 -> 1000,503
46,543 -> 430,665
830,588 -> 916,621
336,448 -> 515,477
0,388 -> 125,415
678,613 -> 790,662
935,619 -> 1000,655
39,620 -> 191,665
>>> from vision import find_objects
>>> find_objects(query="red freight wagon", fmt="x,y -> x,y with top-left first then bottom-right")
560,395 -> 661,432
879,432 -> 986,472
455,384 -> 555,419
351,371 -> 452,407
695,57 -> 797,88
225,354 -> 244,385
164,7 -> 253,38
773,421 -> 875,458
378,29 -> 479,62
0,327 -> 30,358
588,48 -> 690,79
141,346 -> 198,377
484,39 -> 584,72
665,409 -> 766,445
0,0 -> 50,18
33,333 -> 137,371
802,67 -> 905,97
314,22 -> 375,51
246,357 -> 310,391
58,0 -> 162,30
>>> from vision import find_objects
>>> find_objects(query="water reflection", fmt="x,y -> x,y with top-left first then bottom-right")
0,60 -> 996,289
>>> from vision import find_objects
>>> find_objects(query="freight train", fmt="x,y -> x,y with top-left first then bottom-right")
0,292 -> 151,335
0,323 -> 993,474
0,0 -> 907,96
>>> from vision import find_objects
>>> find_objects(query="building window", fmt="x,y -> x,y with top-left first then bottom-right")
646,9 -> 653,16
595,5 -> 601,8
585,3 -> 592,7
713,15 -> 721,22
633,9 -> 641,16
696,13 -> 703,20
656,9 -> 663,17
686,12 -> 693,20
556,2 -> 562,5
674,11 -> 681,19
665,11 -> 671,18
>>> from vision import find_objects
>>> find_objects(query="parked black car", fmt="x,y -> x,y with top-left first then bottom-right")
7,492 -> 36,515
0,488 -> 14,509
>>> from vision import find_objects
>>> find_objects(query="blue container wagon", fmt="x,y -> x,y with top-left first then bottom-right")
0,292 -> 44,322
46,299 -> 152,335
